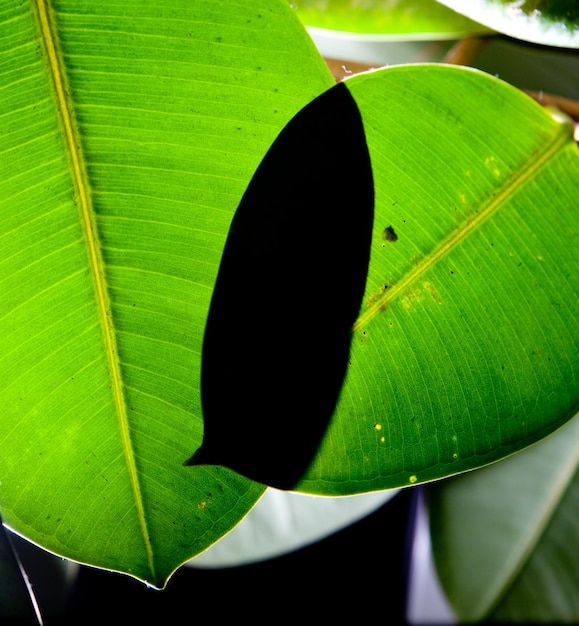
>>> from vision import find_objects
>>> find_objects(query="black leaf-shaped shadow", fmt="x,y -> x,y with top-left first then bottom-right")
184,82 -> 374,489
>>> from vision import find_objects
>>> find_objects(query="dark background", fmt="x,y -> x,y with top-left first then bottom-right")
14,488 -> 414,624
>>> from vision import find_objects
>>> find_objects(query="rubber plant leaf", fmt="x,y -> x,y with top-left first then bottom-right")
0,0 -> 333,587
436,0 -> 579,48
293,64 -> 579,495
290,0 -> 490,38
429,412 -> 579,622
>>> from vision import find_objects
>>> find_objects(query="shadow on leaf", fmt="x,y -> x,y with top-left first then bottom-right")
185,82 -> 374,489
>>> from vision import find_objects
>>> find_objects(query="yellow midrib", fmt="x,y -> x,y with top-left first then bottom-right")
34,0 -> 155,578
354,122 -> 572,332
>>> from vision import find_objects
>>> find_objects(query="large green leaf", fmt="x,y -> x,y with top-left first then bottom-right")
290,0 -> 490,38
437,0 -> 579,48
295,64 -> 579,495
0,0 -> 333,587
429,413 -> 579,622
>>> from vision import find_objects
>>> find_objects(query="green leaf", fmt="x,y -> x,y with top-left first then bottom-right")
295,64 -> 579,495
0,0 -> 333,587
290,0 -> 490,38
436,0 -> 579,48
429,413 -> 579,622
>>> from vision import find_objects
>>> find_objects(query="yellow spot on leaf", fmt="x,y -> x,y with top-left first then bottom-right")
423,281 -> 442,304
484,156 -> 501,176
409,475 -> 417,484
401,288 -> 423,309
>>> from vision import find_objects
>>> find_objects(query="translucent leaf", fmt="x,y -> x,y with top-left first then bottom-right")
295,65 -> 579,494
0,0 -> 333,587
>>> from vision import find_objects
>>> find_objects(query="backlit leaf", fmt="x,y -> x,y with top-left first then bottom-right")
295,65 -> 579,494
0,0 -> 333,586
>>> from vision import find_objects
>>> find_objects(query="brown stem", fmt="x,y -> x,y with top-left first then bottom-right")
443,36 -> 490,66
525,90 -> 579,123
324,58 -> 378,82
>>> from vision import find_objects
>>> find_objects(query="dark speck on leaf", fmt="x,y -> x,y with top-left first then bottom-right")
382,225 -> 398,242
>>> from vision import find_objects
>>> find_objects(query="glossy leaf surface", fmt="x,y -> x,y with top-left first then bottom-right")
430,413 -> 579,622
290,0 -> 489,37
0,0 -> 332,586
295,65 -> 579,494
437,0 -> 579,47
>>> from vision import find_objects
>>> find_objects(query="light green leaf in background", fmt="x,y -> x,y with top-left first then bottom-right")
190,489 -> 395,568
0,0 -> 332,587
295,64 -> 579,495
437,0 -> 579,48
290,0 -> 490,38
429,413 -> 579,622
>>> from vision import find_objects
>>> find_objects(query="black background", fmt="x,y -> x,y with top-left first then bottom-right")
21,488 -> 415,624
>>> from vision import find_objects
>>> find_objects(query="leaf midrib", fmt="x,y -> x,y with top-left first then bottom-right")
33,0 -> 155,577
353,120 -> 573,332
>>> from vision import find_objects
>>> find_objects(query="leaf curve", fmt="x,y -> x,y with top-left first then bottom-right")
0,0 -> 333,586
429,412 -> 579,622
294,64 -> 579,495
437,0 -> 579,48
290,0 -> 490,38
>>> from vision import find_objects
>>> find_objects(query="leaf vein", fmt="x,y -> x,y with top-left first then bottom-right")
33,0 -> 155,579
354,123 -> 573,331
